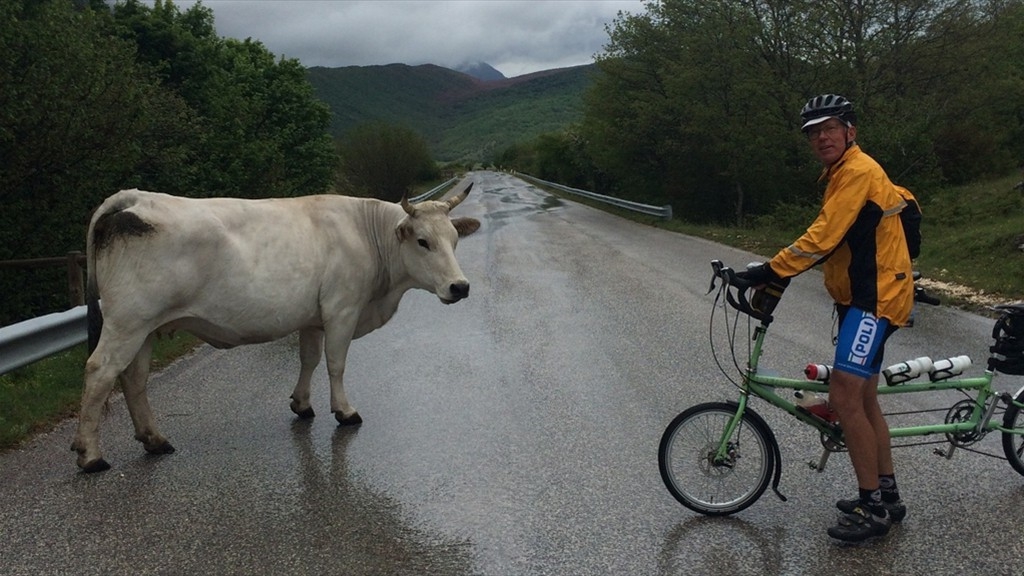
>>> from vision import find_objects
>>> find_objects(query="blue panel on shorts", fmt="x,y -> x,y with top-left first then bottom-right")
834,307 -> 891,378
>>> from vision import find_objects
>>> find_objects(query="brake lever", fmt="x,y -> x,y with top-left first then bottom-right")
707,273 -> 719,295
707,260 -> 723,294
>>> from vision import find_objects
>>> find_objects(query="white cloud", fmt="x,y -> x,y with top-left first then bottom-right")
158,0 -> 643,77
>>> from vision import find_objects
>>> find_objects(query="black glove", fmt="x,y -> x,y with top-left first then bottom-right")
739,262 -> 791,317
738,262 -> 778,287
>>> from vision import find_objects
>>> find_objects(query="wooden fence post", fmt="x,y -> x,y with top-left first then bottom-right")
66,251 -> 84,307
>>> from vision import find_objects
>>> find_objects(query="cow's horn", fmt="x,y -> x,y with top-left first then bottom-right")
401,195 -> 414,215
445,182 -> 473,211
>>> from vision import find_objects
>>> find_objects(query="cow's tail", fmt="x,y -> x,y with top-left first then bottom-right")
85,190 -> 148,353
86,215 -> 103,354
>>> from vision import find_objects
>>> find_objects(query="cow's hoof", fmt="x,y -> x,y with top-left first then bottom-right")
144,440 -> 176,455
80,458 -> 111,473
335,411 -> 363,426
290,398 -> 315,419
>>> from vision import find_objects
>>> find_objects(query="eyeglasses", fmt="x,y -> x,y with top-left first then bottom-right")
805,123 -> 845,140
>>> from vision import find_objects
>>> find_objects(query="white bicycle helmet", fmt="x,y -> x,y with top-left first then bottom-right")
800,94 -> 856,131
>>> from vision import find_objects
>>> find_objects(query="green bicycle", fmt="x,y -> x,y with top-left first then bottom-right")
658,259 -> 1024,516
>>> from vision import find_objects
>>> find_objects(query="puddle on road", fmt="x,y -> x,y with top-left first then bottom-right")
541,196 -> 564,210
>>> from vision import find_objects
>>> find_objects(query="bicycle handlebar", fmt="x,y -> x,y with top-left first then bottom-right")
911,270 -> 941,306
709,260 -> 773,323
915,287 -> 941,306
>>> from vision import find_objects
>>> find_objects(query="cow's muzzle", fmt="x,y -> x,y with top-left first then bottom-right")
442,281 -> 470,304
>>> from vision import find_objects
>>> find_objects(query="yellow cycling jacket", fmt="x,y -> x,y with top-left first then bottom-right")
768,144 -> 915,326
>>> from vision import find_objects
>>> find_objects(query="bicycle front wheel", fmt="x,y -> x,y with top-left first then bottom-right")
1001,388 -> 1024,476
658,402 -> 776,516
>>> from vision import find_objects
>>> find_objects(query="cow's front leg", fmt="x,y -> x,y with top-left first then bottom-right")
323,318 -> 362,426
290,328 -> 323,419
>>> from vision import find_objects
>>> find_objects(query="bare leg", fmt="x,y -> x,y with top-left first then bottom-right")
828,369 -> 879,490
826,367 -> 896,541
863,374 -> 894,475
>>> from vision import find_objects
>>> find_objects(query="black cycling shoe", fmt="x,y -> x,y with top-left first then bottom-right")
836,497 -> 907,522
827,505 -> 891,543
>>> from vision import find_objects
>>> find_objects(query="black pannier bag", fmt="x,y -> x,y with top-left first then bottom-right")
988,303 -> 1024,376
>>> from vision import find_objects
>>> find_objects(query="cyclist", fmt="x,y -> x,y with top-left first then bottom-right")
739,94 -> 914,542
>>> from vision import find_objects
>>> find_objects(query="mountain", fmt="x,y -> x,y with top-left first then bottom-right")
305,63 -> 595,163
456,61 -> 506,82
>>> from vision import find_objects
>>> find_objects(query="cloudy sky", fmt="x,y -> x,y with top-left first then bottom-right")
159,1 -> 645,78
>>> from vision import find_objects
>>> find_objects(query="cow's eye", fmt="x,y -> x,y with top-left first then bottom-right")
417,238 -> 430,250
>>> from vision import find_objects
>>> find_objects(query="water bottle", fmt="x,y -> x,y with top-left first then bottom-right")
804,364 -> 832,381
794,390 -> 838,423
929,355 -> 972,382
882,356 -> 934,385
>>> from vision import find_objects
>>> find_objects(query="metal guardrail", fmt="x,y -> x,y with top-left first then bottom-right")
515,173 -> 673,220
0,305 -> 87,375
409,177 -> 458,203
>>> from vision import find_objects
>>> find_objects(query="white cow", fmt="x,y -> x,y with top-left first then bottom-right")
72,183 -> 481,472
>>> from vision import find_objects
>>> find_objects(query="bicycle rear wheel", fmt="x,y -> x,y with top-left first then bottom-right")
658,401 -> 776,516
1001,388 -> 1024,476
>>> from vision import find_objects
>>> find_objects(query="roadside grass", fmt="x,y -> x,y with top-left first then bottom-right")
2,172 -> 1021,452
911,175 -> 1024,303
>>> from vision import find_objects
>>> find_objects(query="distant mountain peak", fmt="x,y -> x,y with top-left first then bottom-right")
455,61 -> 506,82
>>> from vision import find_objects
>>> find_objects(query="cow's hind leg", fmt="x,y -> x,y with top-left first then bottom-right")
72,331 -> 151,472
290,328 -> 322,419
121,334 -> 174,456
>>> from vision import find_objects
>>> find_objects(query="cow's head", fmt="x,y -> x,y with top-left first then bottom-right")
396,183 -> 481,304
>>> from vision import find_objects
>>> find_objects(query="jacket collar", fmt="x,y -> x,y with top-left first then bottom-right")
818,143 -> 860,183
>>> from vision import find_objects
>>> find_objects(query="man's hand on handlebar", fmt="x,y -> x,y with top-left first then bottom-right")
738,262 -> 791,293
737,262 -> 777,287
710,260 -> 790,323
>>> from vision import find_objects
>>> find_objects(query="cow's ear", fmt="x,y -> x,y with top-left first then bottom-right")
451,217 -> 481,237
395,220 -> 415,242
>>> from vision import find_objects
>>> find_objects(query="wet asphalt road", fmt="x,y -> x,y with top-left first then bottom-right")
2,171 -> 1024,575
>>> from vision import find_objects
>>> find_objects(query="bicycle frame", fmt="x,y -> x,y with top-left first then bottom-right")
714,320 -> 1024,469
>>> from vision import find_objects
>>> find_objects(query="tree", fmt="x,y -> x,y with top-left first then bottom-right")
337,122 -> 437,201
582,0 -> 805,223
110,0 -> 336,198
0,0 -> 197,324
580,0 -> 1024,223
1,0 -> 340,324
